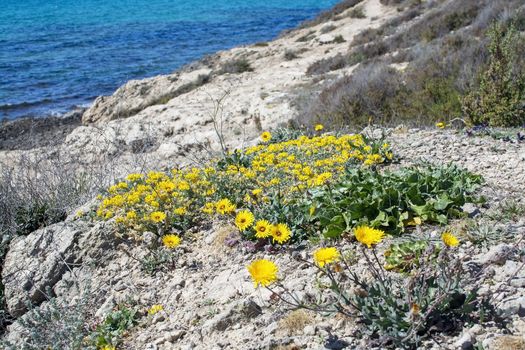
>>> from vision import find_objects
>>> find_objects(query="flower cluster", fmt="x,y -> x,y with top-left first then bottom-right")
95,131 -> 393,246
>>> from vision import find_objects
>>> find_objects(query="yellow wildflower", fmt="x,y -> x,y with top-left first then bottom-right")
126,173 -> 143,182
150,211 -> 166,223
117,182 -> 128,189
271,223 -> 292,244
216,198 -> 236,215
436,122 -> 446,129
247,259 -> 278,287
148,304 -> 164,315
254,220 -> 272,238
313,247 -> 341,267
441,232 -> 459,247
354,225 -> 385,248
126,211 -> 137,220
202,202 -> 215,215
174,207 -> 187,216
261,131 -> 272,143
162,234 -> 181,248
314,124 -> 324,131
235,210 -> 255,231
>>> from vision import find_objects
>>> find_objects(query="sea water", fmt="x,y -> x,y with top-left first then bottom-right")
0,0 -> 338,119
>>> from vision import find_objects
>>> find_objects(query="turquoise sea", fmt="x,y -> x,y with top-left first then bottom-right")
0,0 -> 339,119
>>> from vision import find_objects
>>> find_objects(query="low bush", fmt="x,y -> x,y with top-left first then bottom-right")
349,7 -> 366,19
298,0 -> 525,129
219,58 -> 254,74
87,305 -> 140,349
284,50 -> 299,61
0,155 -> 115,333
462,23 -> 525,127
309,164 -> 483,238
2,290 -> 92,350
248,229 -> 492,349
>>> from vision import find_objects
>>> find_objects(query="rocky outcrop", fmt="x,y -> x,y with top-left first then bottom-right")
1,220 -> 113,318
1,222 -> 85,317
82,68 -> 212,124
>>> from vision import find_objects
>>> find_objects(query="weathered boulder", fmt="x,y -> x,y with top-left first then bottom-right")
82,69 -> 212,124
318,34 -> 335,44
1,222 -> 87,317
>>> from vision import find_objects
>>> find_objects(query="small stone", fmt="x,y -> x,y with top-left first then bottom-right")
497,296 -> 525,317
478,244 -> 516,265
303,325 -> 315,336
462,203 -> 480,218
241,299 -> 262,319
469,324 -> 483,335
142,231 -> 156,245
454,332 -> 475,349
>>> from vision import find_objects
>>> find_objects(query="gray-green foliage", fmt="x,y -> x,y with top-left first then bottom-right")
462,23 -> 525,126
353,252 -> 483,349
3,292 -> 91,350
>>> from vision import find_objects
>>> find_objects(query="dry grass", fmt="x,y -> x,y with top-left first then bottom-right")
492,336 -> 525,350
278,309 -> 313,336
297,0 -> 525,129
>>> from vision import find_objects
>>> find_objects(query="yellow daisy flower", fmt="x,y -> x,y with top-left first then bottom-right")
254,220 -> 272,238
247,259 -> 278,287
271,223 -> 292,244
235,210 -> 255,231
314,124 -> 324,131
216,198 -> 236,215
150,211 -> 166,223
148,304 -> 164,315
441,232 -> 459,247
174,207 -> 187,216
313,247 -> 341,267
162,234 -> 181,249
261,131 -> 272,142
354,225 -> 385,248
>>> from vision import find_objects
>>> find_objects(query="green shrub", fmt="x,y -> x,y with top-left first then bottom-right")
284,50 -> 299,61
352,253 -> 484,348
349,7 -> 366,19
462,23 -> 525,126
88,305 -> 140,349
333,35 -> 346,43
309,164 -> 483,238
298,0 -> 364,28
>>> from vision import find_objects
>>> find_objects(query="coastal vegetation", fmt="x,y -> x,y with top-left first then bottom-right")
1,0 -> 525,348
299,0 -> 525,129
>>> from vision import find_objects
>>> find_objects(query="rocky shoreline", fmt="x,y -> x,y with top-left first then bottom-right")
0,108 -> 85,151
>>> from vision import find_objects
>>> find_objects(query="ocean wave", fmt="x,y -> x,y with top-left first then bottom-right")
0,99 -> 53,112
